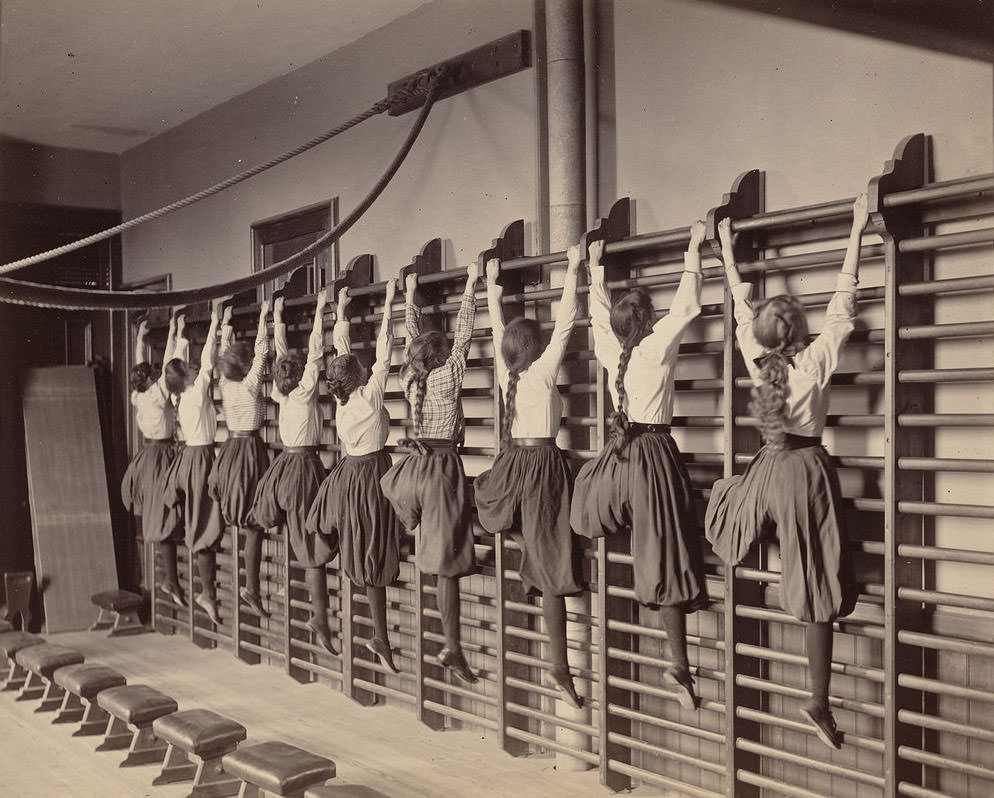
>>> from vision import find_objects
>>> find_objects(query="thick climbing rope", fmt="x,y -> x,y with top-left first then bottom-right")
0,68 -> 445,309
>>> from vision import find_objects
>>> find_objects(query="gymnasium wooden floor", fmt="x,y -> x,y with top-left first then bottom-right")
0,629 -> 662,798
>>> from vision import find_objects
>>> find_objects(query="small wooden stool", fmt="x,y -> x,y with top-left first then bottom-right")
0,630 -> 44,691
152,709 -> 247,797
52,663 -> 127,734
90,589 -> 146,636
96,684 -> 178,766
222,741 -> 336,798
14,643 -> 83,709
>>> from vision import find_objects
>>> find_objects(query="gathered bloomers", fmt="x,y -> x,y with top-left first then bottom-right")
250,447 -> 330,569
571,429 -> 707,610
208,433 -> 270,529
306,450 -> 400,587
475,440 -> 582,597
160,444 -> 223,553
705,440 -> 855,624
121,439 -> 176,517
380,440 -> 475,578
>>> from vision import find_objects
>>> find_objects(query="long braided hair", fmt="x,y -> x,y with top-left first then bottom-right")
499,318 -> 542,448
749,295 -> 808,450
608,289 -> 655,454
325,353 -> 365,406
401,330 -> 449,441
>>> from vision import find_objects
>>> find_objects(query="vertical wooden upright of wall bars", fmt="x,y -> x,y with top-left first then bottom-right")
140,132 -> 994,798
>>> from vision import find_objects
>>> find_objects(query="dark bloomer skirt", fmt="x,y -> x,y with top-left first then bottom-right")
143,449 -> 184,544
306,450 -> 401,588
121,439 -> 175,516
251,448 -> 331,569
208,433 -> 270,528
570,430 -> 707,610
475,441 -> 583,597
379,440 -> 475,578
161,444 -> 223,553
705,442 -> 855,624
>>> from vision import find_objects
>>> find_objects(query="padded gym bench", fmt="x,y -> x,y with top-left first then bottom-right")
222,741 -> 336,798
96,684 -> 178,767
51,663 -> 127,734
152,708 -> 247,797
14,643 -> 84,709
0,630 -> 44,691
90,589 -> 147,636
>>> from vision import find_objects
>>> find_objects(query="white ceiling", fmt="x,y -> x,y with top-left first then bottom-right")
0,0 -> 429,154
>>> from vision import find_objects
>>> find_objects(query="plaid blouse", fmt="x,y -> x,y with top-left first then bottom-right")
402,290 -> 476,441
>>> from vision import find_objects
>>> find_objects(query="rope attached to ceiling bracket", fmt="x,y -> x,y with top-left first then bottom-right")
0,67 -> 448,310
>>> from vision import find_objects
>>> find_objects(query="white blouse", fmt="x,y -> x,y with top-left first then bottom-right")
130,331 -> 184,440
488,272 -> 578,438
331,317 -> 392,456
272,321 -> 324,448
733,272 -> 858,438
589,263 -> 702,424
175,319 -> 219,447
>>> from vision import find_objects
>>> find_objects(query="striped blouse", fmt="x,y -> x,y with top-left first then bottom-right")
219,319 -> 269,432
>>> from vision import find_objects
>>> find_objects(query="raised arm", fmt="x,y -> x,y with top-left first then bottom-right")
295,289 -> 327,399
450,262 -> 479,362
404,272 -> 422,340
135,319 -> 151,365
219,305 -> 234,356
485,258 -> 507,386
587,239 -> 621,369
532,243 -> 581,377
719,217 -> 764,375
372,279 -> 397,374
803,193 -> 868,384
639,221 -> 704,361
197,302 -> 222,390
243,300 -> 271,390
172,313 -> 190,365
365,279 -> 397,406
272,296 -> 289,360
332,286 -> 352,356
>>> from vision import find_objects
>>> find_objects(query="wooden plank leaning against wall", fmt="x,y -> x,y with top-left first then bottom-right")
136,133 -> 994,798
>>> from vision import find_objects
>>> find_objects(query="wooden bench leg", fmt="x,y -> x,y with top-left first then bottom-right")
190,754 -> 242,798
96,714 -> 132,751
90,607 -> 114,632
1,660 -> 28,691
120,723 -> 168,767
110,608 -> 147,636
74,700 -> 111,736
34,679 -> 66,712
53,690 -> 85,724
16,670 -> 45,701
152,743 -> 197,785
236,782 -> 264,798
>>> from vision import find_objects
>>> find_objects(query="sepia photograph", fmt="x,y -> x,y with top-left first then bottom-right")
0,1 -> 992,796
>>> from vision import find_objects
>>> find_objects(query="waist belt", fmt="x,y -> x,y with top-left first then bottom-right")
283,446 -> 317,455
144,438 -> 173,444
511,437 -> 557,447
779,434 -> 822,450
228,430 -> 259,439
628,422 -> 671,435
400,437 -> 456,456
